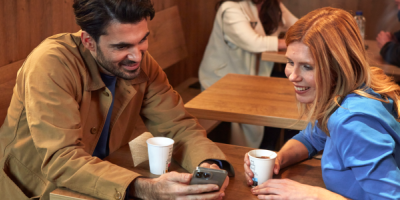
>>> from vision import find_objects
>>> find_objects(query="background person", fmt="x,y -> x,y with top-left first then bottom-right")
198,0 -> 298,149
0,0 -> 232,199
377,0 -> 400,67
244,7 -> 400,199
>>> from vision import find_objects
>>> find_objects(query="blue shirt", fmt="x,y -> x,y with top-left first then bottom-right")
293,88 -> 400,199
92,73 -> 117,159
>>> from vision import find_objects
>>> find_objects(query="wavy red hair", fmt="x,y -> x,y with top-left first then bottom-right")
285,7 -> 400,135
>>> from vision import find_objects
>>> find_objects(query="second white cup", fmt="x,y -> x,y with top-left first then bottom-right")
248,149 -> 277,186
146,137 -> 174,175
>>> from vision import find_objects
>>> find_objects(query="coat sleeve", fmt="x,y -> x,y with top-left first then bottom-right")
335,114 -> 400,199
140,53 -> 233,174
280,2 -> 298,29
22,51 -> 138,199
221,4 -> 279,53
380,40 -> 400,67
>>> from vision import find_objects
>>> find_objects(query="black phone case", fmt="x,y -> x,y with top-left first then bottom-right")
189,167 -> 228,190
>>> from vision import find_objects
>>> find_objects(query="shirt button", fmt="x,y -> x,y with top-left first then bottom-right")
103,91 -> 109,96
114,191 -> 122,199
90,127 -> 97,134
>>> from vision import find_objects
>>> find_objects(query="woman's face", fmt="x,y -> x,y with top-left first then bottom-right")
285,42 -> 316,104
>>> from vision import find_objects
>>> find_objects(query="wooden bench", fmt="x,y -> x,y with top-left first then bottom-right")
145,5 -> 221,133
0,59 -> 24,123
174,77 -> 221,133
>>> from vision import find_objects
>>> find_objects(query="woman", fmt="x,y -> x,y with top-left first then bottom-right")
199,0 -> 298,148
244,7 -> 400,199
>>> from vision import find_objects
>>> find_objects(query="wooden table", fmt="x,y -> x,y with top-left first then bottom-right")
261,39 -> 400,78
50,143 -> 324,200
184,74 -> 307,130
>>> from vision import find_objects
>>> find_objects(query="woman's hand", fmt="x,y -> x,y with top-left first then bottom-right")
244,153 -> 254,186
376,31 -> 393,49
278,39 -> 287,50
251,179 -> 347,200
244,153 -> 283,186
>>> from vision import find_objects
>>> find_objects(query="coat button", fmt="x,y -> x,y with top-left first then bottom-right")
103,91 -> 109,96
114,190 -> 122,199
90,127 -> 97,134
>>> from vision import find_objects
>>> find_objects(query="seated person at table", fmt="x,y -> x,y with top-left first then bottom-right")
199,0 -> 298,149
244,7 -> 400,199
0,0 -> 232,199
377,0 -> 400,67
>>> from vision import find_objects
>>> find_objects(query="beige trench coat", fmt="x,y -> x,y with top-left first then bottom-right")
199,0 -> 298,89
0,31 -> 228,200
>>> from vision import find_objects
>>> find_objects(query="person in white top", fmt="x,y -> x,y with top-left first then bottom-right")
199,0 -> 298,148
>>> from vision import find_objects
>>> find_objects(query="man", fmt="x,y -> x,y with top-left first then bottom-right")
0,0 -> 232,199
377,0 -> 400,67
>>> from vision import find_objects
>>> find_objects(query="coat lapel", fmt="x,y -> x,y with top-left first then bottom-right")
239,1 -> 267,36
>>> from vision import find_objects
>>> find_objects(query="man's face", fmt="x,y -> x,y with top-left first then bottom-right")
285,41 -> 316,104
94,19 -> 149,80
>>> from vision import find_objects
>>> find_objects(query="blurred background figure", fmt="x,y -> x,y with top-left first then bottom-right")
377,0 -> 400,67
198,0 -> 297,148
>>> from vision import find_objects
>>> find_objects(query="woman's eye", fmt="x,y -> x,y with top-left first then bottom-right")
303,65 -> 313,70
287,61 -> 294,66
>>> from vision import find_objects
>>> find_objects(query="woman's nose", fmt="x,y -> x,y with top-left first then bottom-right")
287,68 -> 302,82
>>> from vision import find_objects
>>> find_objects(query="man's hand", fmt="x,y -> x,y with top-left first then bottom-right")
377,31 -> 393,49
132,171 -> 225,200
199,162 -> 229,194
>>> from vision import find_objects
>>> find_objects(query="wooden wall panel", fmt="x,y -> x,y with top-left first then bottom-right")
165,0 -> 219,87
281,0 -> 400,40
1,0 -> 398,88
0,0 -> 80,66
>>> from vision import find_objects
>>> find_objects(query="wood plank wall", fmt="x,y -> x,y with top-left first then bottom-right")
0,0 -> 398,88
282,0 -> 400,41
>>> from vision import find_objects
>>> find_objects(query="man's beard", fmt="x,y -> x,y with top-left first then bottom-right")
95,46 -> 142,80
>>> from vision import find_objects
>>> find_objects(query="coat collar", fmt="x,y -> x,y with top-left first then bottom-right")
70,31 -> 148,92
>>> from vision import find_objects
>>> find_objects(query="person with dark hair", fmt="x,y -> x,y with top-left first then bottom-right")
198,0 -> 297,148
377,0 -> 400,68
245,7 -> 400,199
0,0 -> 232,199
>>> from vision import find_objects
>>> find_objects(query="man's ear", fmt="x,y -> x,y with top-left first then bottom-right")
81,31 -> 96,51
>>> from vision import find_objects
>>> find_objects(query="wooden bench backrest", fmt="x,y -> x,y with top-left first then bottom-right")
0,59 -> 24,123
0,6 -> 187,124
147,5 -> 188,69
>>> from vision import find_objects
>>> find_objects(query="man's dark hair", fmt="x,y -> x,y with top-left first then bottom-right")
73,0 -> 155,43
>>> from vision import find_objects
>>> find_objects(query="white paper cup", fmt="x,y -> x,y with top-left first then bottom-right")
146,137 -> 174,175
248,149 -> 277,186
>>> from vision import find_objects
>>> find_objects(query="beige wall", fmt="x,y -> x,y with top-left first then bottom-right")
1,0 -> 399,87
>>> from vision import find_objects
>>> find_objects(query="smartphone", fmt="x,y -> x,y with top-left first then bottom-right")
189,167 -> 228,191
